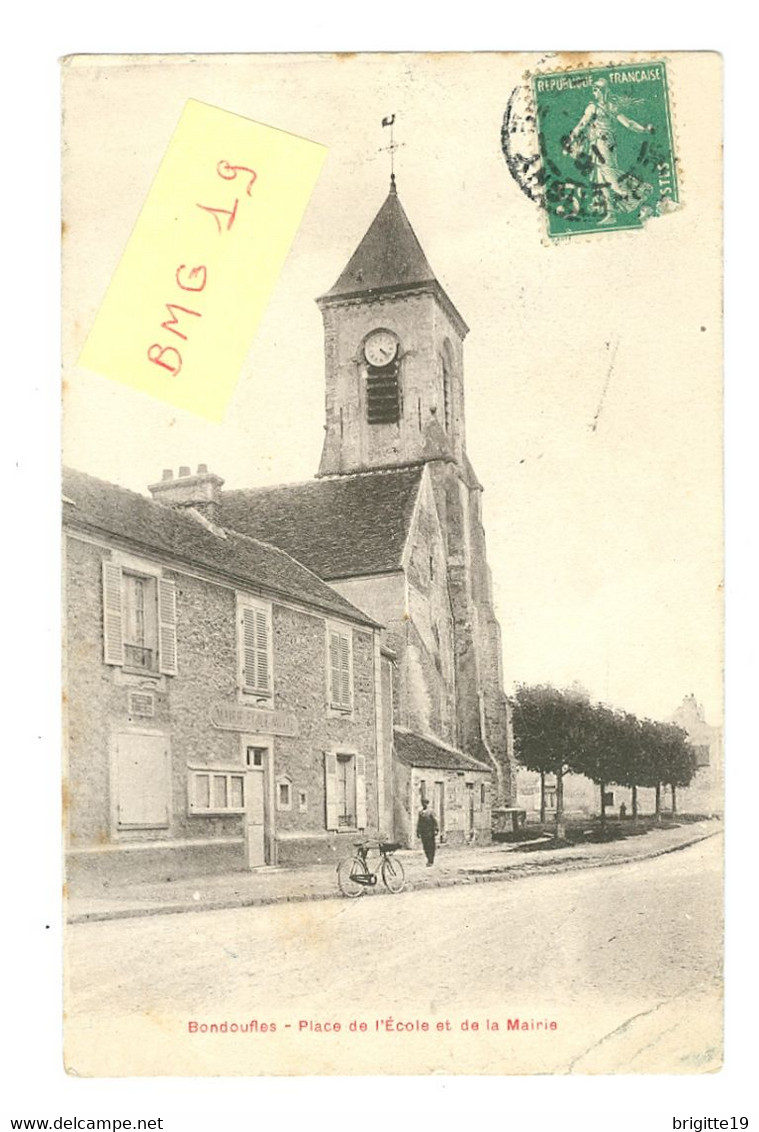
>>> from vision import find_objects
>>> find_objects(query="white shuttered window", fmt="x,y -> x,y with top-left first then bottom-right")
102,561 -> 124,665
113,732 -> 170,829
102,560 -> 177,675
328,626 -> 352,712
157,578 -> 178,675
240,603 -> 272,695
324,750 -> 367,832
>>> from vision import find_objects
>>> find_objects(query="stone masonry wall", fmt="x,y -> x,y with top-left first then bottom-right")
320,292 -> 462,476
268,607 -> 379,845
64,532 -> 381,875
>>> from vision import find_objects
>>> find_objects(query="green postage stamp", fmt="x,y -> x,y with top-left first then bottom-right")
531,61 -> 678,238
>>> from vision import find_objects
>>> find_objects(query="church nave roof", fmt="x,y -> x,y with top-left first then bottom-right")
220,464 -> 425,581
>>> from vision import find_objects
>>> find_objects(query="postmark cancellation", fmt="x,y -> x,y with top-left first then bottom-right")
503,61 -> 679,238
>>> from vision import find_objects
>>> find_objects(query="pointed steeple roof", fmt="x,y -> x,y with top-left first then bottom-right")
323,176 -> 436,298
318,178 -> 468,335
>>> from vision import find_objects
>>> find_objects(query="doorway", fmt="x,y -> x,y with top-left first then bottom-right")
433,781 -> 445,840
244,741 -> 272,867
466,782 -> 475,839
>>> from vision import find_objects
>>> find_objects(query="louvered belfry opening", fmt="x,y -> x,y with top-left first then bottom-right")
366,359 -> 400,425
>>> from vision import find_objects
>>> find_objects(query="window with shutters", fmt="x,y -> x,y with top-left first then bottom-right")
324,749 -> 367,832
238,600 -> 273,697
123,573 -> 158,671
327,624 -> 353,714
102,560 -> 177,676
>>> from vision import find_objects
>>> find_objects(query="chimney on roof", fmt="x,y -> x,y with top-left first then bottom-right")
148,464 -> 225,524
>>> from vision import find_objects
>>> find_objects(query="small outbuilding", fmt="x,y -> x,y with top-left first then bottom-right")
393,727 -> 493,848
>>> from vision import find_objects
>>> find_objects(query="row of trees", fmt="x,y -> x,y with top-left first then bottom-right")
511,684 -> 698,838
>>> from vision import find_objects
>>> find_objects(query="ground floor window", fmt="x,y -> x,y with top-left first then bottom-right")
246,746 -> 266,768
188,769 -> 245,814
277,777 -> 292,811
337,755 -> 356,827
112,731 -> 170,831
324,750 -> 367,831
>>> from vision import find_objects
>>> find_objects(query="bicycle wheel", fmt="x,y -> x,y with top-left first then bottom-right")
337,855 -> 369,897
380,855 -> 405,894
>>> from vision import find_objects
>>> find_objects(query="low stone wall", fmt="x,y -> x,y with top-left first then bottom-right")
275,831 -> 380,867
67,840 -> 245,890
441,828 -> 492,848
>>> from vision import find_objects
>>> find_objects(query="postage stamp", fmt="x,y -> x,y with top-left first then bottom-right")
504,61 -> 679,238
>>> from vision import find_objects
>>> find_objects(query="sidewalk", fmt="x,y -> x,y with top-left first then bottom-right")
67,820 -> 722,924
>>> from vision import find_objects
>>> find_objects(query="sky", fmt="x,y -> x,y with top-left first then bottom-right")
61,52 -> 723,726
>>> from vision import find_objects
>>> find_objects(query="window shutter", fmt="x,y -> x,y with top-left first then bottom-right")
242,605 -> 271,693
255,607 -> 270,692
114,733 -> 170,828
158,578 -> 178,674
102,560 -> 124,666
329,631 -> 341,707
329,630 -> 351,710
339,635 -> 351,709
355,754 -> 367,829
242,607 -> 257,690
324,751 -> 338,831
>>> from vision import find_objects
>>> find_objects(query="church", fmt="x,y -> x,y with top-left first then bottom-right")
218,173 -> 516,841
63,174 -> 516,881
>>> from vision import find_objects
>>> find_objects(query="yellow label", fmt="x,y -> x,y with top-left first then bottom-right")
78,99 -> 327,421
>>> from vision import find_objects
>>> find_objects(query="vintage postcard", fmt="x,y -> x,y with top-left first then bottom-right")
62,52 -> 723,1076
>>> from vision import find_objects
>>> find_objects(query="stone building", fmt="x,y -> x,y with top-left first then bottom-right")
220,176 -> 515,844
393,729 -> 493,848
63,466 -> 389,882
63,175 -> 515,874
669,694 -> 722,815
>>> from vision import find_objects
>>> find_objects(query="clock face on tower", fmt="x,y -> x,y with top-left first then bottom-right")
363,329 -> 398,368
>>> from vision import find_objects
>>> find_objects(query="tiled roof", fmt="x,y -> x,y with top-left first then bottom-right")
220,465 -> 424,581
394,728 -> 493,773
321,180 -> 437,300
317,181 -> 468,335
62,467 -> 377,627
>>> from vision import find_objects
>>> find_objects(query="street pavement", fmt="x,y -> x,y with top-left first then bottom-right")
64,832 -> 723,1076
66,819 -> 720,923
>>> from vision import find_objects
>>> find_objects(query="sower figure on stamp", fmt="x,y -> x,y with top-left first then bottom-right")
417,798 -> 439,867
564,78 -> 654,224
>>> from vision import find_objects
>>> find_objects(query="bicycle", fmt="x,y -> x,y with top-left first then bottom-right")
337,839 -> 406,897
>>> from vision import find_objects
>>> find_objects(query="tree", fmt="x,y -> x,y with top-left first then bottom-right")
513,687 -> 701,835
512,684 -> 590,840
635,719 -> 696,821
607,712 -> 646,823
635,719 -> 663,820
569,704 -> 629,832
660,724 -> 698,813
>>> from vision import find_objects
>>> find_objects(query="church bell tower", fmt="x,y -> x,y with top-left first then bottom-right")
316,176 -> 470,478
315,170 -> 516,806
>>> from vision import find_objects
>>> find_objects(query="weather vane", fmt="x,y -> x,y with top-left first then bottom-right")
380,114 -> 404,183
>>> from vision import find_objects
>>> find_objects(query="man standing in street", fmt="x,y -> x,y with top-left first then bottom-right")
416,798 -> 439,867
